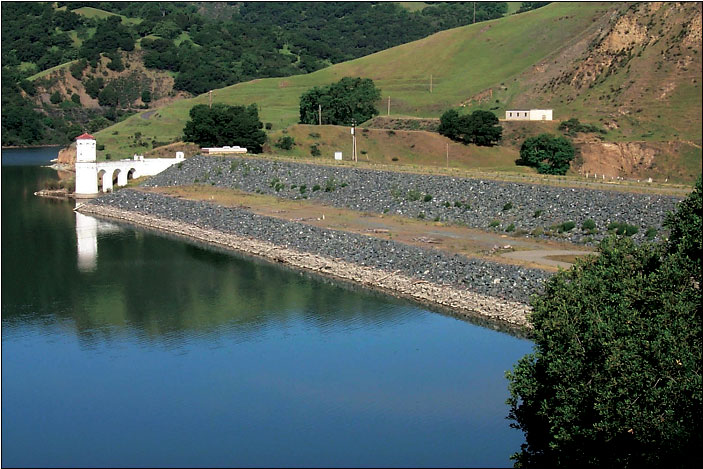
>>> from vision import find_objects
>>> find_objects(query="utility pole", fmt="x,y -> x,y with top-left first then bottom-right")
318,104 -> 322,125
387,96 -> 390,116
209,90 -> 212,108
351,119 -> 357,163
446,143 -> 449,168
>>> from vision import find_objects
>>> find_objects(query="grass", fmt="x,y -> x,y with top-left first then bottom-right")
87,2 -> 699,186
505,3 -> 524,15
96,2 -> 605,154
72,7 -> 143,26
397,2 -> 431,12
29,60 -> 79,81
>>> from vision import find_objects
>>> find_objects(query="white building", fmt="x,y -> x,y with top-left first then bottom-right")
505,109 -> 553,121
201,146 -> 248,155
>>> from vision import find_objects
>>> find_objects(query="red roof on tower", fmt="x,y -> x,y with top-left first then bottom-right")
76,133 -> 95,140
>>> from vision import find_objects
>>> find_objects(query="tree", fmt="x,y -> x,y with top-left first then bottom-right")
183,103 -> 267,153
98,84 -> 118,107
465,110 -> 502,146
299,77 -> 380,125
664,175 -> 702,280
50,91 -> 62,104
70,59 -> 87,80
438,109 -> 502,146
437,109 -> 461,141
506,178 -> 702,468
518,133 -> 575,175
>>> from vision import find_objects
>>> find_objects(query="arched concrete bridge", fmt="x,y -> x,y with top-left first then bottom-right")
73,133 -> 183,197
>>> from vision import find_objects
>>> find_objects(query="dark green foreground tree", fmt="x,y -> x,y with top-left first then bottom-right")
507,176 -> 702,468
183,103 -> 266,153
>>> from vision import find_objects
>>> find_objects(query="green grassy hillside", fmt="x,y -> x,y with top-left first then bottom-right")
96,2 -> 607,157
94,2 -> 700,184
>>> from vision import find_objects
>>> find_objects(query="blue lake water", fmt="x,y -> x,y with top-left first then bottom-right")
1,147 -> 532,467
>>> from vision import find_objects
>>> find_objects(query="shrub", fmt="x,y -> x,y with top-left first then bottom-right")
582,219 -> 597,231
608,221 -> 639,236
534,209 -> 544,218
50,91 -> 62,104
70,59 -> 87,79
558,221 -> 576,232
406,189 -> 422,201
275,136 -> 295,150
489,220 -> 500,228
312,184 -> 321,192
503,202 -> 513,211
505,223 -> 516,232
299,185 -> 307,194
265,123 -> 272,130
645,227 -> 658,240
324,177 -> 337,192
310,144 -> 321,157
423,194 -> 433,202
559,117 -> 605,136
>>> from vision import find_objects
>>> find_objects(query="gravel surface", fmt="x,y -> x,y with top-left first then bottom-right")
144,155 -> 683,245
91,189 -> 552,305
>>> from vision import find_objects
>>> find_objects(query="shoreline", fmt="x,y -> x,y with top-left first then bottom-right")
1,144 -> 66,150
76,202 -> 533,331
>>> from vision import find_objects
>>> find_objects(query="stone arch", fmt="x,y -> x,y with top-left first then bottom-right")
112,168 -> 122,188
97,169 -> 106,192
127,167 -> 138,181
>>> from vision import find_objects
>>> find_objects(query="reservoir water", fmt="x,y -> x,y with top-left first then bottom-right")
1,148 -> 532,467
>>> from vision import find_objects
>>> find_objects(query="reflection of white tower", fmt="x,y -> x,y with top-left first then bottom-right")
75,206 -> 122,272
75,210 -> 98,271
75,133 -> 98,196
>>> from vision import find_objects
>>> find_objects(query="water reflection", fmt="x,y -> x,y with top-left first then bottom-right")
75,209 -> 121,271
2,150 -> 532,467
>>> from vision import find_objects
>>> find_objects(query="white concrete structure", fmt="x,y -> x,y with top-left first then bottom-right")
201,146 -> 247,155
505,109 -> 553,121
74,133 -> 185,197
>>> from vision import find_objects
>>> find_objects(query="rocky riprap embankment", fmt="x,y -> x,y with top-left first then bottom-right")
143,155 -> 682,245
89,189 -> 551,307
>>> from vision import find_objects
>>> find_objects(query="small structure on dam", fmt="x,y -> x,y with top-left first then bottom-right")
74,133 -> 184,197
